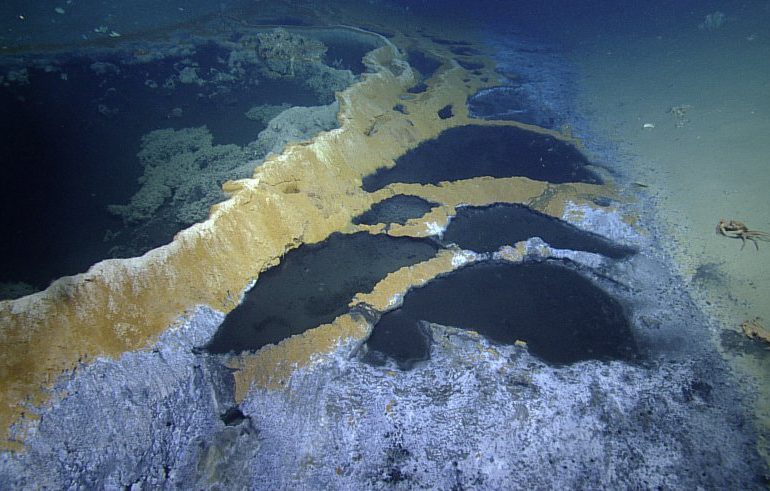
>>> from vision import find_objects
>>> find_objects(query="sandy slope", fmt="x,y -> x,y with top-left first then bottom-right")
566,1 -> 770,459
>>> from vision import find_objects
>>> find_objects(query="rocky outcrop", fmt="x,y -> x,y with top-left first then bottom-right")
0,307 -> 246,488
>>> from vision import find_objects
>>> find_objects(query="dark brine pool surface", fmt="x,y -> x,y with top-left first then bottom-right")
361,124 -> 602,192
365,260 -> 637,368
468,86 -> 559,129
209,200 -> 636,356
352,195 -> 439,226
441,203 -> 635,259
205,232 -> 438,354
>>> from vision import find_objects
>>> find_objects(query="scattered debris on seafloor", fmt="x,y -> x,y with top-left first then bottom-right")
699,11 -> 726,31
668,104 -> 692,128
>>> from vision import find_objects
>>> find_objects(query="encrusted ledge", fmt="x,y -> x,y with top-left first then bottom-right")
0,25 -> 615,449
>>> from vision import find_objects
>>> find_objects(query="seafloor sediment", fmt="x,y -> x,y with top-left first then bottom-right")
0,2 -> 767,487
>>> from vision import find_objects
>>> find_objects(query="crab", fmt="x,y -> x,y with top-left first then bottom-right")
716,219 -> 770,250
740,317 -> 770,344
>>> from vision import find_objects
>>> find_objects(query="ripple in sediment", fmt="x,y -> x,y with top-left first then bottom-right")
205,232 -> 439,354
450,46 -> 480,56
363,260 -> 637,368
457,60 -> 485,71
407,82 -> 429,94
362,125 -> 601,192
442,203 -> 635,259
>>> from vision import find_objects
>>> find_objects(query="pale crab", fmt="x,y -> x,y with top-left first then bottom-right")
740,317 -> 770,344
716,219 -> 770,250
